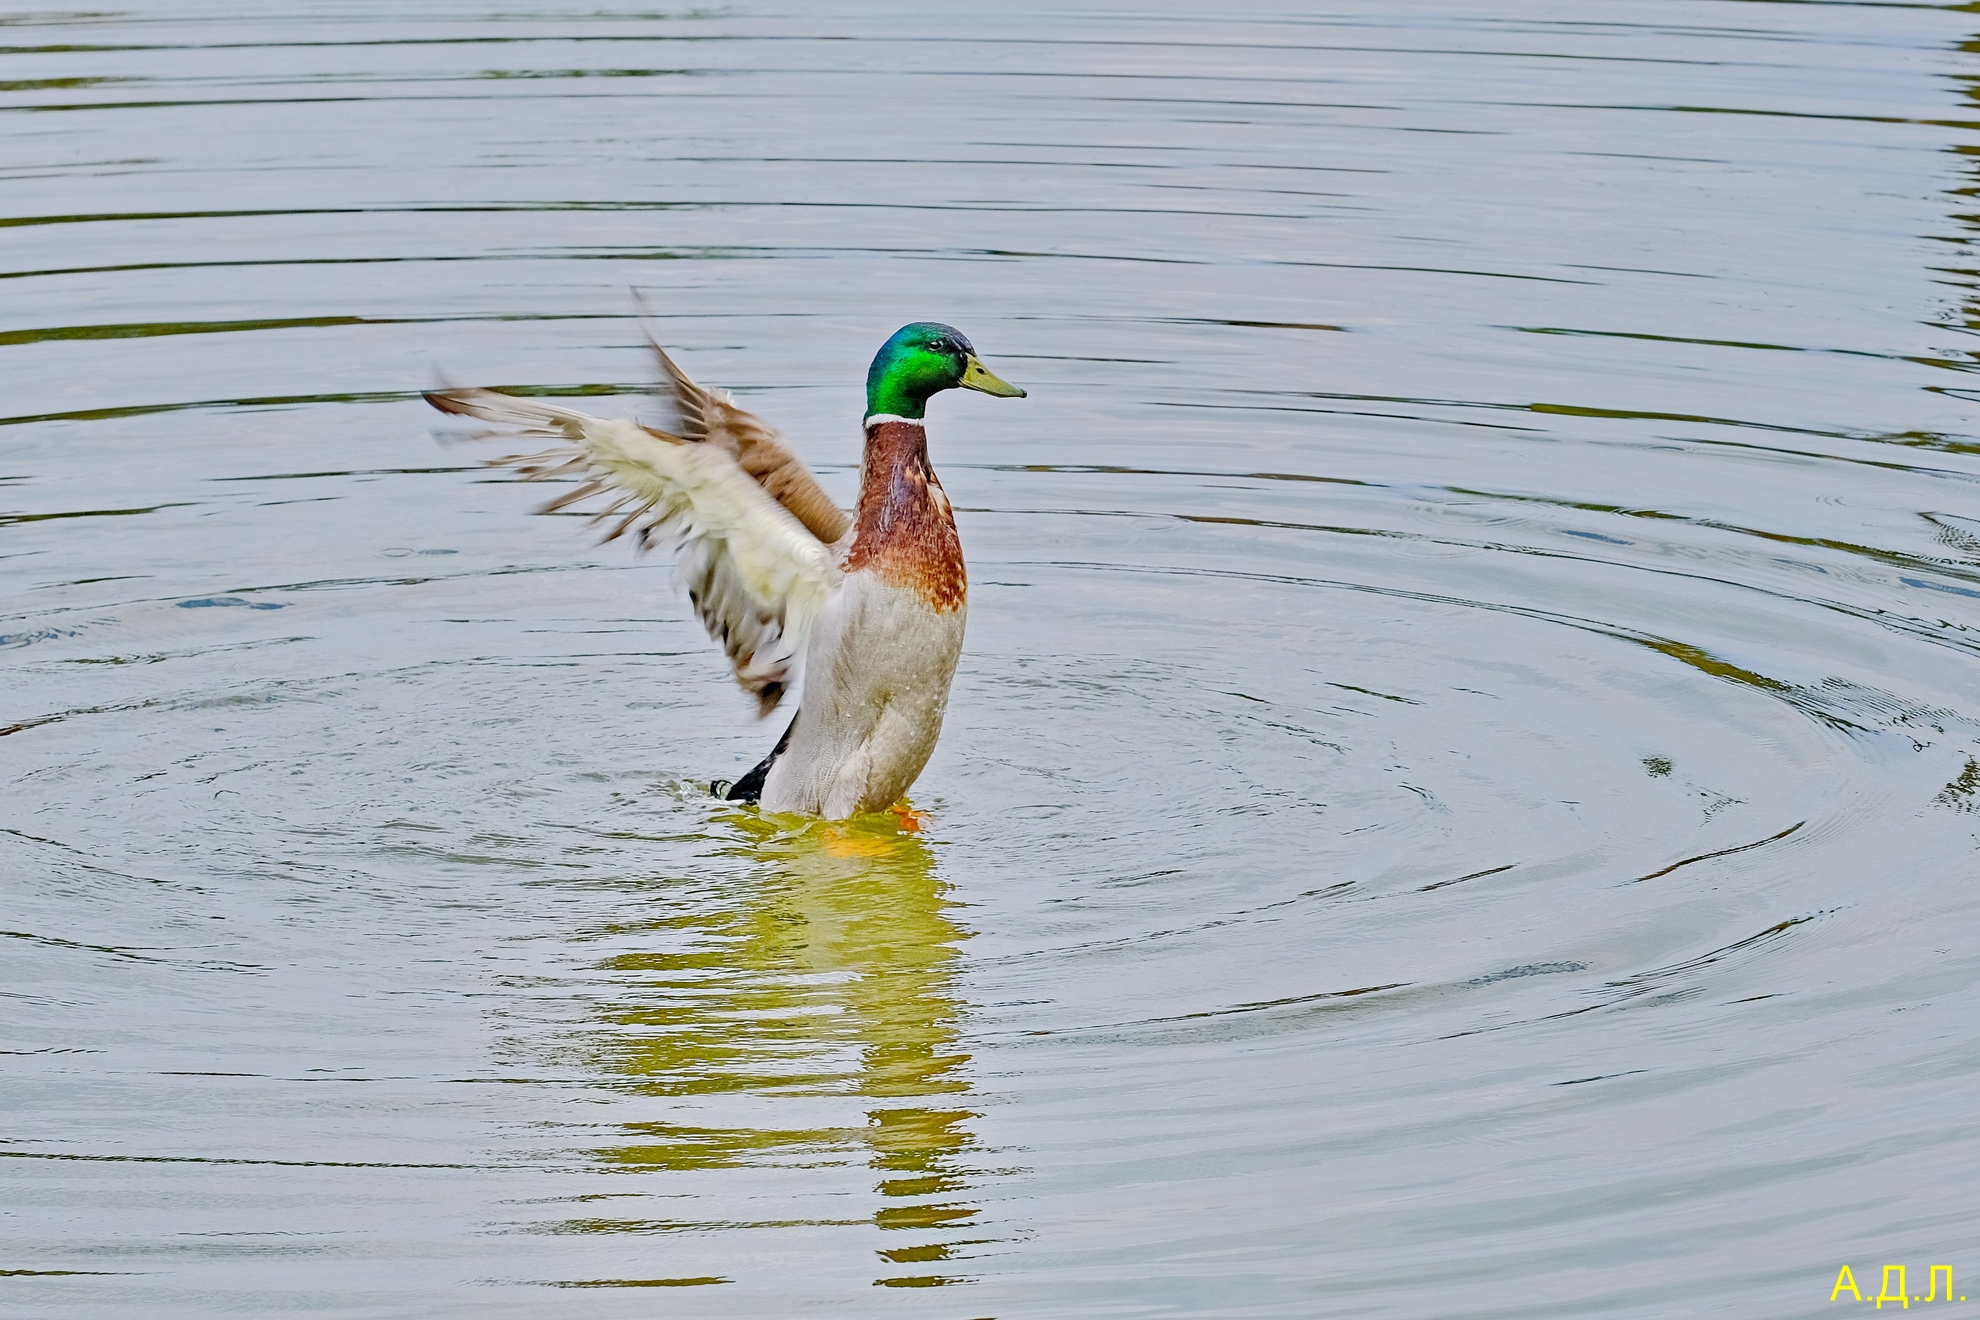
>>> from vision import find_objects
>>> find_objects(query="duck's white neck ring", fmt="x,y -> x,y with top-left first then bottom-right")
863,413 -> 923,430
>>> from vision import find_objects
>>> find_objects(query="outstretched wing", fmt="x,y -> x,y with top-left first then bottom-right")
426,386 -> 838,715
635,311 -> 852,548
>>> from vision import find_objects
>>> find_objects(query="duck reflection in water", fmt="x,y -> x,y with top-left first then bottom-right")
573,813 -> 982,1287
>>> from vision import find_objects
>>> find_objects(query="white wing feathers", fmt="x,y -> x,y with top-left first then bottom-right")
425,386 -> 839,715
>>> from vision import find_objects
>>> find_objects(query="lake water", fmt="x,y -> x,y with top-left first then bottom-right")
6,2 -> 1980,1316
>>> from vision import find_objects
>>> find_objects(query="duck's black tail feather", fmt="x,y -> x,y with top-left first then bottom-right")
715,711 -> 799,802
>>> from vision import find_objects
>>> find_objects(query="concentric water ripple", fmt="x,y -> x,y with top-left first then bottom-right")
6,2 -> 1980,1316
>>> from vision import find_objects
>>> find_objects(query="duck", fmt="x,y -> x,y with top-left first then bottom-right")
425,315 -> 1025,820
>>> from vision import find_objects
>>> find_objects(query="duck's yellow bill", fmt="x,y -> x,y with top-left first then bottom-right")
960,355 -> 1026,398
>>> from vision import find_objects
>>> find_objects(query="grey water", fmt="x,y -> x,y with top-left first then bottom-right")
5,1 -> 1980,1316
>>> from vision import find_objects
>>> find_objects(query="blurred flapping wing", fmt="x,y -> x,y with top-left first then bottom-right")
425,386 -> 839,715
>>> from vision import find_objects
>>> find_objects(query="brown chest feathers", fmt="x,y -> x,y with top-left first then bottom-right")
843,419 -> 967,612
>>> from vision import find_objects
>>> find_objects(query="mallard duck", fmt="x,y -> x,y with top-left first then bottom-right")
425,317 -> 1025,819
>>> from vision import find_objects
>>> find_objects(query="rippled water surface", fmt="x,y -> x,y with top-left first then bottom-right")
8,1 -> 1980,1315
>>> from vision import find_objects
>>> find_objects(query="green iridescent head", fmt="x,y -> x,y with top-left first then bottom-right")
864,322 -> 1025,421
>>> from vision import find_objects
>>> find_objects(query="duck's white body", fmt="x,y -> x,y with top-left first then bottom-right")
748,413 -> 969,815
763,572 -> 965,816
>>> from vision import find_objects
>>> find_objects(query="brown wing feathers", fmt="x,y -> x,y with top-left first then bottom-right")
642,331 -> 852,547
